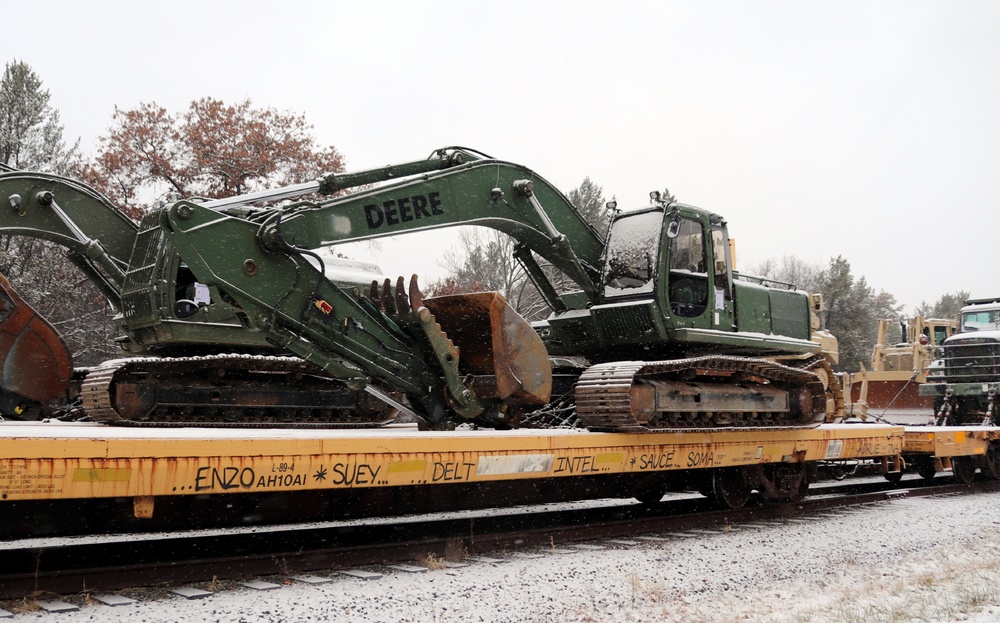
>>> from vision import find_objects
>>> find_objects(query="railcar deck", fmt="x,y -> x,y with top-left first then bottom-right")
0,422 -> 903,511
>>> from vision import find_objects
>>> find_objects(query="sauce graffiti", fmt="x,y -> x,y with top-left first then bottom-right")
634,452 -> 678,470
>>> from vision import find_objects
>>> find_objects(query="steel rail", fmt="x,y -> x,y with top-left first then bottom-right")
1,476 -> 997,601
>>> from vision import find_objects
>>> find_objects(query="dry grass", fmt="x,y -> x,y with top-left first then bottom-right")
423,552 -> 447,570
443,537 -> 467,562
748,544 -> 1000,623
7,597 -> 41,614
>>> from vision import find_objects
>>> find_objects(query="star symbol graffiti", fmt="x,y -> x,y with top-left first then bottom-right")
314,466 -> 328,482
630,456 -> 637,466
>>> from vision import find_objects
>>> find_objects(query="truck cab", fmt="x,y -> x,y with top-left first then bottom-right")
919,298 -> 1000,424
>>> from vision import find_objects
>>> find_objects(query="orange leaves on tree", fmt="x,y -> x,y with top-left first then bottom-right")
79,98 -> 344,213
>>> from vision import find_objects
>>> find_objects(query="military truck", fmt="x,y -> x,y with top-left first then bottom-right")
920,298 -> 1000,425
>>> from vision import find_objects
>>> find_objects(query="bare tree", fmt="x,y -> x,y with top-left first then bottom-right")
427,178 -> 610,320
749,254 -> 904,372
746,255 -> 822,292
428,228 -> 548,320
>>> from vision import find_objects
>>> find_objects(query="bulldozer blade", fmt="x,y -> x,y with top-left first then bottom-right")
423,291 -> 552,406
0,272 -> 73,411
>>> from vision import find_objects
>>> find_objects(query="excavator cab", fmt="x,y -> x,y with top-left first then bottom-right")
600,203 -> 735,333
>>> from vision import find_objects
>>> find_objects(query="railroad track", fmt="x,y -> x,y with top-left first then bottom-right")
2,475 -> 998,602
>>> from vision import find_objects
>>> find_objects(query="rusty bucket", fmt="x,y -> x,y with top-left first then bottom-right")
0,272 -> 73,408
423,292 -> 552,407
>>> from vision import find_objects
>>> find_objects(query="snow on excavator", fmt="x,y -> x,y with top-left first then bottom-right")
0,148 -> 842,430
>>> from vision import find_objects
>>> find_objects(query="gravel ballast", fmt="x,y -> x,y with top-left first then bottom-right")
8,490 -> 1000,622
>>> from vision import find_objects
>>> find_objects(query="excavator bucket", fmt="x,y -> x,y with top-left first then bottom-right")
0,272 -> 73,417
423,292 -> 552,406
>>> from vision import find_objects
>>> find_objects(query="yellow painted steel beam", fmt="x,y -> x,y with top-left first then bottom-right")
0,423 -> 903,502
902,426 -> 1000,457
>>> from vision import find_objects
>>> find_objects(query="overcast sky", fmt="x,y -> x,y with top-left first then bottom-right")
7,1 -> 999,312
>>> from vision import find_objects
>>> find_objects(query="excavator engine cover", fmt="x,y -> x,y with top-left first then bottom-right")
424,292 -> 552,407
0,273 -> 73,415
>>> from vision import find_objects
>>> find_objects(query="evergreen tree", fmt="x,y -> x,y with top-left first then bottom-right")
0,60 -> 113,365
914,291 -> 970,320
0,60 -> 79,171
566,177 -> 613,233
817,256 -> 901,371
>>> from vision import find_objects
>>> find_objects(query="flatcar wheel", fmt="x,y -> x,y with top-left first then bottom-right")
713,467 -> 752,509
986,444 -> 1000,480
952,457 -> 976,485
883,469 -> 903,484
915,456 -> 937,480
787,465 -> 811,503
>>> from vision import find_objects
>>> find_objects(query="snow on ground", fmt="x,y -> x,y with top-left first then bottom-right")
8,491 -> 1000,623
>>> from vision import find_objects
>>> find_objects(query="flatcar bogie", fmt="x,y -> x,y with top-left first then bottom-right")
986,443 -> 1000,480
710,467 -> 753,510
951,456 -> 977,485
915,456 -> 938,480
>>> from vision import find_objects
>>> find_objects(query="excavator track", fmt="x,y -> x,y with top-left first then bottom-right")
575,355 -> 831,431
81,354 -> 398,427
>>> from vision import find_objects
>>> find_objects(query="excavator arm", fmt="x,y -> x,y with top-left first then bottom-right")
0,171 -> 138,304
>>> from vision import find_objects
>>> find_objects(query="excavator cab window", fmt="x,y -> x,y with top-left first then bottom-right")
711,224 -> 731,303
602,209 -> 662,298
667,217 -> 709,317
174,261 -> 210,318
